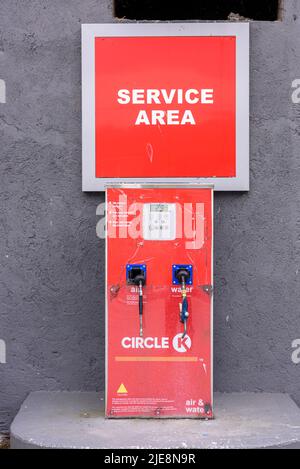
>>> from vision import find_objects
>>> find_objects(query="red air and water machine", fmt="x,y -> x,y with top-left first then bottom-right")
81,23 -> 249,418
106,186 -> 213,418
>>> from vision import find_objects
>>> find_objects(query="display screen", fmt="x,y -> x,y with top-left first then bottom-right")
150,204 -> 169,212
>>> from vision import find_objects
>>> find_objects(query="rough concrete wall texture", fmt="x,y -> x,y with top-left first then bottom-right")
0,0 -> 300,431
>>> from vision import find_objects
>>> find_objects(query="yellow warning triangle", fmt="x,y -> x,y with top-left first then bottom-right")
117,383 -> 128,394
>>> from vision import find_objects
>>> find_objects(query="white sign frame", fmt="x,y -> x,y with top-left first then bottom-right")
82,22 -> 249,191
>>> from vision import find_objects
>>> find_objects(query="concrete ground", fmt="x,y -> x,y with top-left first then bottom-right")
10,391 -> 300,449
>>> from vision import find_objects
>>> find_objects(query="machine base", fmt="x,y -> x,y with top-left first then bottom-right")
11,391 -> 300,449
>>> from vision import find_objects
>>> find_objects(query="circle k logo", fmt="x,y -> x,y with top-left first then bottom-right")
172,334 -> 192,353
120,335 -> 192,352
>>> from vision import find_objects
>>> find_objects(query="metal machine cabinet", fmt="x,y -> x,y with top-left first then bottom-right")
105,185 -> 213,418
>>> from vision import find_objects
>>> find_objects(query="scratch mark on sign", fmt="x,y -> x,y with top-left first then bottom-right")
146,143 -> 153,163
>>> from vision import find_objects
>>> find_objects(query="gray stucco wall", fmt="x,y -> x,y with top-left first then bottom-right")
0,0 -> 300,431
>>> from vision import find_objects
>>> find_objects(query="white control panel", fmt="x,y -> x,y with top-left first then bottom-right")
143,203 -> 176,240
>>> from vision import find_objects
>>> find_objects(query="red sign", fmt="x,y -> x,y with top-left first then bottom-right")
106,186 -> 213,418
95,36 -> 236,178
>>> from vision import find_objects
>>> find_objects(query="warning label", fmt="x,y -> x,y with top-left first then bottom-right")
117,383 -> 128,394
111,397 -> 176,414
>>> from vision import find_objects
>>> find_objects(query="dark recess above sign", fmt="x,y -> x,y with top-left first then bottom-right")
114,0 -> 279,21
